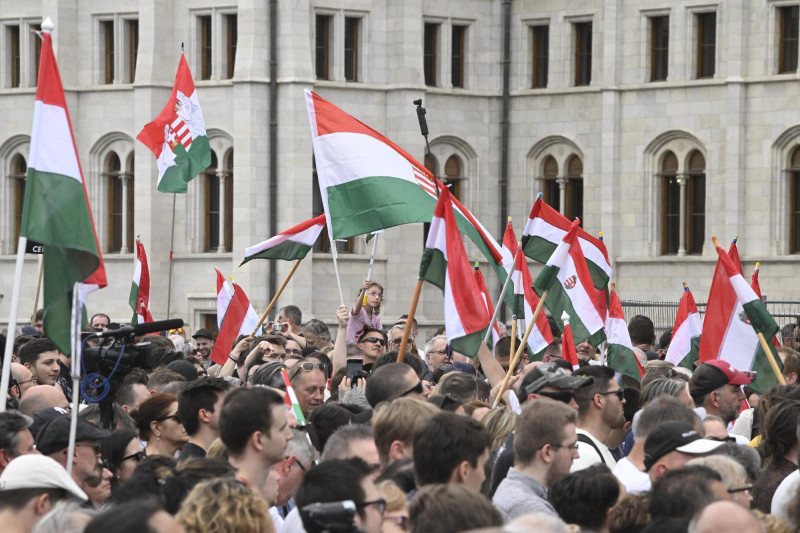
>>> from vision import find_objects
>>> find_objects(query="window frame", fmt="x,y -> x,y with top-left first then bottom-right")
695,11 -> 716,79
224,13 -> 237,79
424,22 -> 439,87
779,5 -> 799,74
124,18 -> 139,83
100,19 -> 115,85
574,21 -> 592,86
344,16 -> 360,82
650,15 -> 669,82
315,14 -> 332,80
451,24 -> 466,88
790,146 -> 800,253
531,24 -> 549,89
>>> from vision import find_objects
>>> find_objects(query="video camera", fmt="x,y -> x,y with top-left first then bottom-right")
302,501 -> 364,533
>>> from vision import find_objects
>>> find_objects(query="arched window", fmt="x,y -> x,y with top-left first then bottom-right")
105,152 -> 133,253
204,152 -> 220,252
790,146 -> 800,253
443,155 -> 462,199
661,151 -> 680,255
686,150 -> 706,255
566,155 -> 583,222
11,154 -> 26,249
542,156 -> 559,210
424,153 -> 439,177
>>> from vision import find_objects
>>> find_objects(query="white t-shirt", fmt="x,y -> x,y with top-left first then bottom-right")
771,470 -> 800,525
571,428 -> 617,472
612,457 -> 651,493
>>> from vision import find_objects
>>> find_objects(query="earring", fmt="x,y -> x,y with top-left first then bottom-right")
156,435 -> 161,441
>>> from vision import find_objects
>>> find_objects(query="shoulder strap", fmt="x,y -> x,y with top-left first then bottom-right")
577,433 -> 606,465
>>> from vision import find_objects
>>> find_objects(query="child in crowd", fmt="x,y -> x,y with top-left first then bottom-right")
347,279 -> 383,344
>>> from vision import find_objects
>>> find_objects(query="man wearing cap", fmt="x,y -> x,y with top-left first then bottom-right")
0,412 -> 39,477
36,415 -> 110,489
690,360 -> 755,426
644,420 -> 724,484
493,400 -> 579,521
571,365 -> 626,472
0,454 -> 88,533
192,328 -> 215,368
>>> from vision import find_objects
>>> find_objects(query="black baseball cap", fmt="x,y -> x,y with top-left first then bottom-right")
518,362 -> 593,402
35,416 -> 110,456
643,421 -> 723,471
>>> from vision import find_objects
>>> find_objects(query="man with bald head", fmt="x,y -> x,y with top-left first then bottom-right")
6,364 -> 36,409
18,386 -> 69,415
690,501 -> 762,533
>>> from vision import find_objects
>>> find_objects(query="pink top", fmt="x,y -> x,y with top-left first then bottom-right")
347,306 -> 382,345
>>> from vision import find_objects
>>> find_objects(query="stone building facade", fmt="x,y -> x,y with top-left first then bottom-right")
1,0 -> 799,338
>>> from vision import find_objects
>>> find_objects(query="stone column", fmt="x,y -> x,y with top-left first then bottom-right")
557,176 -> 568,214
217,170 -> 229,253
119,172 -> 131,254
678,175 -> 687,257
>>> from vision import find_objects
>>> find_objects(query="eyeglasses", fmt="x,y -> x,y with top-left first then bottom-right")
156,413 -> 181,423
727,485 -> 753,494
285,348 -> 303,356
383,515 -> 409,530
549,441 -> 580,451
289,362 -> 327,380
366,290 -> 383,299
598,389 -> 625,401
398,380 -> 424,398
427,349 -> 447,356
76,442 -> 102,456
357,498 -> 387,515
361,337 -> 386,346
287,456 -> 308,471
536,390 -> 576,404
121,451 -> 146,463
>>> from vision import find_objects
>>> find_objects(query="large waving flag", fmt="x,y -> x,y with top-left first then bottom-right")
419,187 -> 490,357
750,263 -> 781,350
503,220 -> 553,357
474,265 -> 500,346
305,90 -> 512,284
665,283 -> 703,369
214,269 -> 259,336
561,312 -> 580,370
209,280 -> 259,365
130,240 -> 154,325
533,220 -> 607,347
606,287 -> 644,382
20,29 -> 106,355
522,194 -> 611,290
700,239 -> 782,393
137,54 -> 211,193
241,215 -> 326,265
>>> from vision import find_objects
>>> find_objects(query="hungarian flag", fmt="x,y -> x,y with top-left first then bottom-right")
281,368 -> 307,426
419,187 -> 490,357
241,214 -> 326,265
129,240 -> 154,325
700,239 -> 782,393
137,54 -> 211,193
561,312 -> 581,370
606,287 -> 644,381
209,280 -> 258,365
305,90 -> 513,285
751,263 -> 781,350
20,30 -> 106,355
473,265 -> 500,346
533,219 -> 607,347
665,284 -> 703,369
503,220 -> 553,358
522,194 -> 612,290
215,269 -> 260,336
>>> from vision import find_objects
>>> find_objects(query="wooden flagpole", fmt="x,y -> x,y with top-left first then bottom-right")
0,238 -> 28,413
397,280 -> 424,363
249,259 -> 302,338
492,291 -> 548,408
484,248 -> 518,344
508,314 -> 517,364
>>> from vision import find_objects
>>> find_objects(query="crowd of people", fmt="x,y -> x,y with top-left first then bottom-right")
2,286 -> 800,533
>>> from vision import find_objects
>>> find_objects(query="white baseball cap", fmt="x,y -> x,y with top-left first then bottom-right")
0,454 -> 87,501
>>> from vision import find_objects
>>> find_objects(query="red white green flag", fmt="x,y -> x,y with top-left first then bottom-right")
473,265 -> 500,346
700,239 -> 782,394
209,280 -> 258,365
137,54 -> 211,193
305,90 -> 513,285
20,30 -> 106,355
606,288 -> 644,381
533,220 -> 607,347
129,240 -> 153,325
665,284 -> 703,370
281,368 -> 307,426
522,194 -> 612,290
561,312 -> 581,370
751,262 -> 781,349
241,215 -> 326,265
503,220 -> 553,357
214,269 -> 259,337
419,187 -> 490,358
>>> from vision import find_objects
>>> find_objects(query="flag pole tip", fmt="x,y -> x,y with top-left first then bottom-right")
755,261 -> 760,269
474,261 -> 479,269
598,231 -> 603,239
683,281 -> 688,289
712,236 -> 720,247
610,282 -> 616,291
537,192 -> 543,199
560,310 -> 570,323
41,18 -> 54,33
507,216 -> 512,222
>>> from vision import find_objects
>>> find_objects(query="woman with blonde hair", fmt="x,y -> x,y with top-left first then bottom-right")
177,477 -> 274,533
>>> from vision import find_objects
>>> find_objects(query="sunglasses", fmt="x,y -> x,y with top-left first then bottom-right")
289,361 -> 327,380
598,389 -> 625,401
156,413 -> 181,423
357,498 -> 387,515
169,328 -> 185,335
361,337 -> 386,346
535,390 -> 576,404
399,380 -> 424,398
121,450 -> 146,463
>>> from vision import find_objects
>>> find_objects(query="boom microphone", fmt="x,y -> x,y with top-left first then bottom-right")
93,318 -> 185,338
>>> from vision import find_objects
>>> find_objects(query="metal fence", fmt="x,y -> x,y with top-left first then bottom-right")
620,299 -> 800,342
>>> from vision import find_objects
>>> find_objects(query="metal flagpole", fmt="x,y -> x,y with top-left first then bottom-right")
166,193 -> 176,319
0,238 -> 28,413
361,233 -> 379,306
66,282 -> 81,476
483,250 -> 517,344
